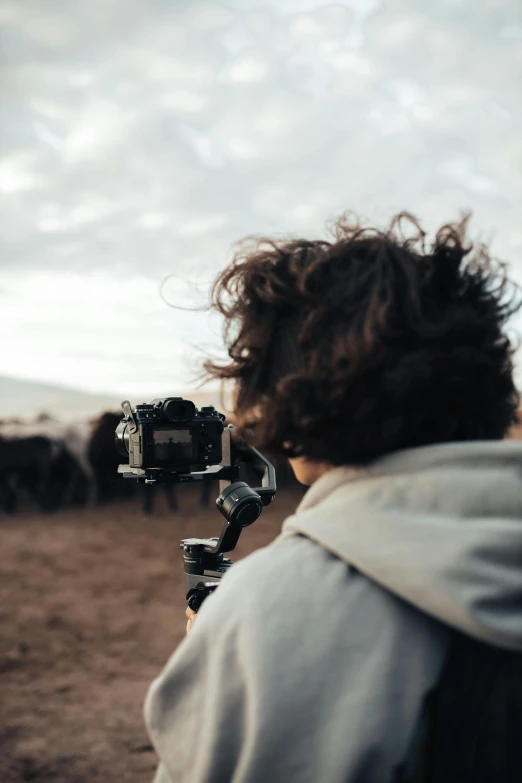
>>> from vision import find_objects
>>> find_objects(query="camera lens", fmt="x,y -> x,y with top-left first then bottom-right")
114,421 -> 130,457
163,399 -> 196,421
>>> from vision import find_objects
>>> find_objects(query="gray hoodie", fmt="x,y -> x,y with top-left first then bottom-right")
144,441 -> 522,783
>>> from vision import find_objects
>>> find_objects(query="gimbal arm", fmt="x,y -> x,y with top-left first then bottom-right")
180,429 -> 277,610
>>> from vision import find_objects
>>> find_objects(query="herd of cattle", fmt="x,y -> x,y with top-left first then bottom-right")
0,411 -> 201,515
0,411 -> 297,516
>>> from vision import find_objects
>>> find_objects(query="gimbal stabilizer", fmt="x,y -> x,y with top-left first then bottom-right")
180,426 -> 276,611
119,425 -> 276,611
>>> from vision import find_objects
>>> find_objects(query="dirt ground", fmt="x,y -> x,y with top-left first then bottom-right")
0,486 -> 304,783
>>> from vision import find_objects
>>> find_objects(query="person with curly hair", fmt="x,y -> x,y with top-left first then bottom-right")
145,213 -> 522,783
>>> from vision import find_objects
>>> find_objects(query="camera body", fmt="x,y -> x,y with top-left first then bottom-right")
115,397 -> 225,473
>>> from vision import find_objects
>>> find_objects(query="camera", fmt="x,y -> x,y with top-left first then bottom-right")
116,397 -> 276,612
115,397 -> 225,474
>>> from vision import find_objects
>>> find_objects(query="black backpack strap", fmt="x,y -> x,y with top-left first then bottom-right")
392,694 -> 431,783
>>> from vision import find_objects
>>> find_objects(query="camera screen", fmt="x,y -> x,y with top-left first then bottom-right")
152,428 -> 194,463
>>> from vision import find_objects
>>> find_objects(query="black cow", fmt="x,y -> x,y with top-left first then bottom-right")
0,434 -> 58,513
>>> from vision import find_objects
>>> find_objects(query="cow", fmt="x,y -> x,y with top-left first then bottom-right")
0,433 -> 61,513
88,412 -> 128,504
0,419 -> 98,509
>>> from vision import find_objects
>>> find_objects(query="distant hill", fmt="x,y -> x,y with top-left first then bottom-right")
0,376 -> 222,422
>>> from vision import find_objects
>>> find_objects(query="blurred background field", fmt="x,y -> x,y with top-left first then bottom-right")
0,378 -> 302,783
0,486 -> 304,783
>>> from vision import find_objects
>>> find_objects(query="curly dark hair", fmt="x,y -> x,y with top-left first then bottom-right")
204,212 -> 521,465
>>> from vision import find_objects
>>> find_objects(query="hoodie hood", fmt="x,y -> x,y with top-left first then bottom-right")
282,440 -> 522,651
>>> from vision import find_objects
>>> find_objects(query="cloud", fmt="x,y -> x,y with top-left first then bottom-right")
1,0 -> 521,393
0,269 -> 220,395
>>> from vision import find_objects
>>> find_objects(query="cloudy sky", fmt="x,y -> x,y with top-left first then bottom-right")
1,0 -> 521,397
